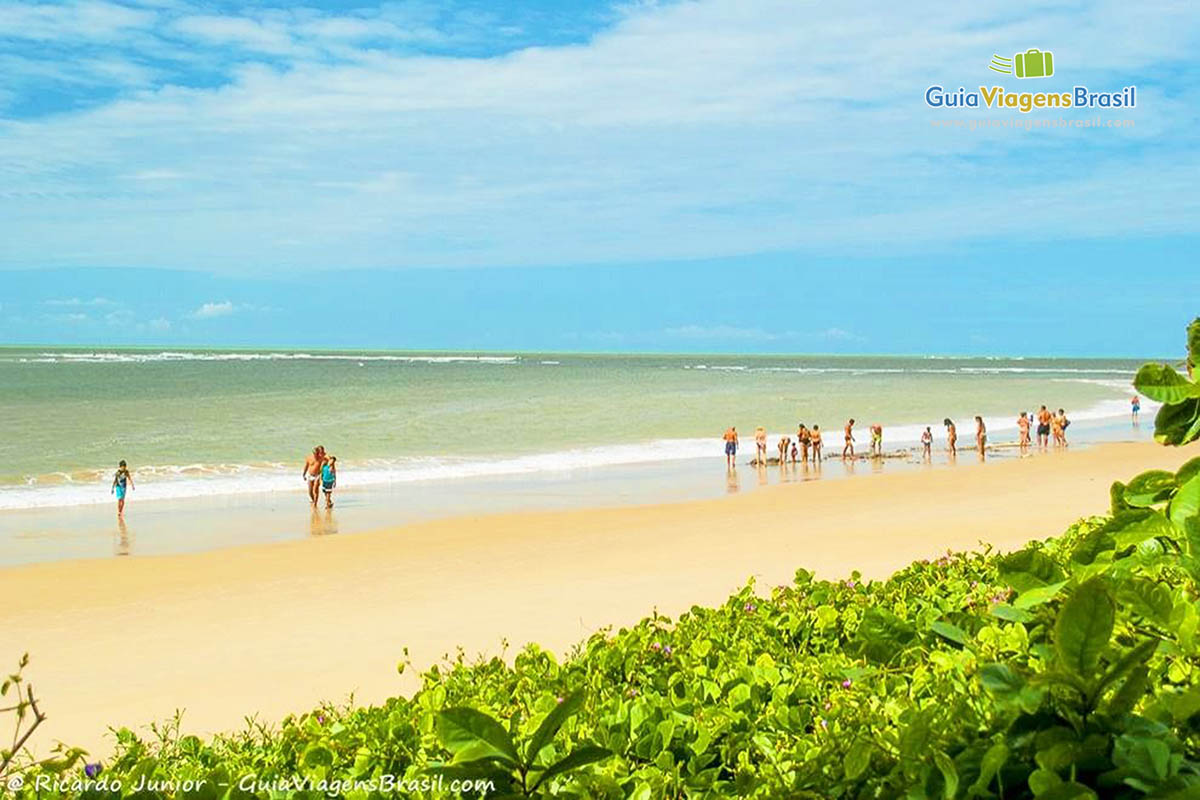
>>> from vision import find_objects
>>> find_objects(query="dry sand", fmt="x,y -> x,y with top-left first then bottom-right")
1,441 -> 1195,756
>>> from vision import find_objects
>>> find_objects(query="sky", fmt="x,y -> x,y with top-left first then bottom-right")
1,0 -> 1198,354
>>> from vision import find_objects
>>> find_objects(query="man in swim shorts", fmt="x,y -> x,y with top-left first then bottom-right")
723,427 -> 738,468
1036,406 -> 1052,448
843,419 -> 855,459
303,445 -> 326,505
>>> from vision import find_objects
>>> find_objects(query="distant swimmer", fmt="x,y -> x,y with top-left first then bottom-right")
1017,411 -> 1031,449
921,426 -> 933,459
975,416 -> 987,453
843,419 -> 856,459
304,445 -> 326,505
321,455 -> 338,509
943,418 -> 957,454
869,423 -> 883,457
111,459 -> 134,516
723,427 -> 739,468
1036,405 -> 1052,448
1131,395 -> 1141,420
754,426 -> 768,464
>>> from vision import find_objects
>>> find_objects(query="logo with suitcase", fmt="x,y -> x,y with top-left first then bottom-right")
989,49 -> 1055,78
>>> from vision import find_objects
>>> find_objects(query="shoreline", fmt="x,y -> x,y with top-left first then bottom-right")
0,415 -> 1154,568
2,439 -> 1194,757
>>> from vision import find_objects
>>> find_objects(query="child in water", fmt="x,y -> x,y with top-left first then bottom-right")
321,456 -> 337,508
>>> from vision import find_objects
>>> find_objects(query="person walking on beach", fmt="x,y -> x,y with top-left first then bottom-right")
943,418 -> 957,455
111,460 -> 134,516
777,435 -> 789,465
843,419 -> 856,459
321,455 -> 338,509
1036,405 -> 1052,448
921,427 -> 933,459
869,423 -> 883,457
975,416 -> 987,454
754,426 -> 767,464
303,445 -> 326,505
1054,409 -> 1070,446
1131,395 -> 1141,421
810,425 -> 823,462
1017,411 -> 1031,450
797,423 -> 810,464
723,427 -> 738,468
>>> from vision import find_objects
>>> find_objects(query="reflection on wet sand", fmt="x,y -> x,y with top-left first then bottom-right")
726,467 -> 740,494
309,508 -> 339,537
114,517 -> 132,556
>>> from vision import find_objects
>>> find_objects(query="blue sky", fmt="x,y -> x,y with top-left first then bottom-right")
1,0 -> 1197,354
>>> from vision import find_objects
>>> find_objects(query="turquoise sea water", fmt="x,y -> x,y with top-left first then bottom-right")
0,348 -> 1149,510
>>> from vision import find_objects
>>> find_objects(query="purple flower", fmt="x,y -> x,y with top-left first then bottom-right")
317,713 -> 326,724
819,718 -> 828,729
650,642 -> 661,651
743,602 -> 757,612
842,679 -> 853,689
663,645 -> 672,656
556,696 -> 564,704
84,763 -> 102,778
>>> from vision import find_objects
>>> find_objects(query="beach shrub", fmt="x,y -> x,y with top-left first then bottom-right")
7,322 -> 1200,798
1135,317 -> 1200,445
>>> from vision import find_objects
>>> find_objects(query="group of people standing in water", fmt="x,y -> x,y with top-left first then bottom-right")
723,404 -> 1074,468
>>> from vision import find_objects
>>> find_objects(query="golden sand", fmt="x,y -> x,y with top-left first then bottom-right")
1,441 -> 1195,756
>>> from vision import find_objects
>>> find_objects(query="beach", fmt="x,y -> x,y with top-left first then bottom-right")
2,439 -> 1194,758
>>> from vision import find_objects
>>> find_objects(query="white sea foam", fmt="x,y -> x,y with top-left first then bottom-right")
6,351 -> 521,365
0,390 -> 1155,511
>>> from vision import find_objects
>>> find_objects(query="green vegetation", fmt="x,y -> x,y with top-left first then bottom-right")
3,319 -> 1199,799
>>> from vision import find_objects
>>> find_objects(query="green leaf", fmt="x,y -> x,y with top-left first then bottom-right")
933,750 -> 958,799
980,663 -> 1023,697
1037,783 -> 1097,800
998,548 -> 1066,592
970,743 -> 1009,796
1177,457 -> 1200,486
929,620 -> 969,646
1107,665 -> 1149,716
844,739 -> 872,781
526,691 -> 584,764
989,603 -> 1034,622
1134,363 -> 1200,404
1123,470 -> 1178,507
1116,579 -> 1174,626
1096,639 -> 1159,697
1154,397 -> 1200,446
1170,474 -> 1200,529
1054,578 -> 1115,678
1189,317 -> 1200,376
530,745 -> 611,791
1113,734 -> 1170,782
852,608 -> 917,664
1105,509 -> 1179,549
436,707 -> 519,767
1013,580 -> 1068,609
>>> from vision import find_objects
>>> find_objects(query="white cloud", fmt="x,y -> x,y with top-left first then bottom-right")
44,297 -> 115,307
0,0 -> 1195,273
191,300 -> 234,319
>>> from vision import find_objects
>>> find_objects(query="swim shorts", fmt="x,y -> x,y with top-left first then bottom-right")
115,485 -> 126,500
1037,424 -> 1050,436
725,441 -> 736,456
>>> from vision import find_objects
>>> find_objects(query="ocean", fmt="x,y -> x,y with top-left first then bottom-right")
1,347 -> 1149,512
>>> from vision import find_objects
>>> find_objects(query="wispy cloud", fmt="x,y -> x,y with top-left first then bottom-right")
190,300 -> 235,319
44,297 -> 115,307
